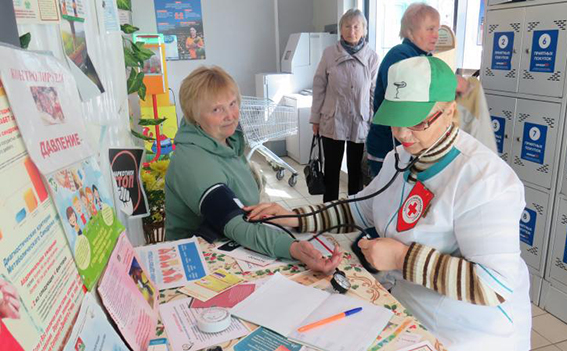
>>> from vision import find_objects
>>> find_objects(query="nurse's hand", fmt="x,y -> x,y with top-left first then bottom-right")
358,238 -> 409,271
244,203 -> 299,228
290,241 -> 342,274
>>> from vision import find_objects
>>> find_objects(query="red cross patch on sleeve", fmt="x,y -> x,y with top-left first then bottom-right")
397,181 -> 434,232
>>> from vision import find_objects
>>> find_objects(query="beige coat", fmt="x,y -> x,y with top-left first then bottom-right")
310,42 -> 379,143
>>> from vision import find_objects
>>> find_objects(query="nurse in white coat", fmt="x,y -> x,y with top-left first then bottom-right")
247,56 -> 532,351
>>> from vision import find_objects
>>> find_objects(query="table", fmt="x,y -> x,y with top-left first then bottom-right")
156,236 -> 447,351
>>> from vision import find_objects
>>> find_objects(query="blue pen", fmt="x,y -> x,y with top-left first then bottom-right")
297,307 -> 363,332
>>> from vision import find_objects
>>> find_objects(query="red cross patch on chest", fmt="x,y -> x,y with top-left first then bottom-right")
397,181 -> 434,232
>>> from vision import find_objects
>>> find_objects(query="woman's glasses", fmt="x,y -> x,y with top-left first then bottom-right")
408,110 -> 444,131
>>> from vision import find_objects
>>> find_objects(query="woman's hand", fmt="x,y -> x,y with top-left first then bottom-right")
244,203 -> 299,228
0,280 -> 20,320
290,241 -> 342,274
312,123 -> 319,135
358,238 -> 409,271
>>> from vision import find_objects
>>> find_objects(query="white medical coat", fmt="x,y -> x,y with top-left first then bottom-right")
350,131 -> 531,351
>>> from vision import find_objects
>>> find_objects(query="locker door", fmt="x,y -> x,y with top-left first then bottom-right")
518,3 -> 567,97
521,186 -> 550,274
482,8 -> 524,92
486,94 -> 516,164
511,99 -> 560,189
549,196 -> 567,290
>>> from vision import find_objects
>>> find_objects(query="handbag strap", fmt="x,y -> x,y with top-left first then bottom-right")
309,134 -> 318,161
316,133 -> 323,164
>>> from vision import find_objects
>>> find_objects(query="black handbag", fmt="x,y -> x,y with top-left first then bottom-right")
303,134 -> 325,195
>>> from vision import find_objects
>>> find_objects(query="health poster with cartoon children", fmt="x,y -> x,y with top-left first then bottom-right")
46,156 -> 124,290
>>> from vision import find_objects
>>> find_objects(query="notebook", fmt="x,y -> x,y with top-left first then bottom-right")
230,273 -> 393,351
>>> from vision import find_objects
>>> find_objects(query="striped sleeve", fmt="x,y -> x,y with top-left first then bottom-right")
293,199 -> 355,233
403,243 -> 510,306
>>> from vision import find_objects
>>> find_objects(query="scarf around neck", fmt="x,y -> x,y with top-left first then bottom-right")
408,124 -> 459,183
340,38 -> 365,56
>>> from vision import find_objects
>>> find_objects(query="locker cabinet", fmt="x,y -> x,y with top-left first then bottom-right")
482,8 -> 524,93
518,3 -> 567,97
521,186 -> 551,274
486,94 -> 516,163
510,99 -> 560,189
548,195 -> 567,293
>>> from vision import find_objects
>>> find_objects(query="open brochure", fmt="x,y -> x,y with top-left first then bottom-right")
136,237 -> 209,290
98,232 -> 159,351
231,273 -> 393,351
63,293 -> 129,351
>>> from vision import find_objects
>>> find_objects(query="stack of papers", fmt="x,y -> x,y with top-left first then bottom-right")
231,273 -> 393,351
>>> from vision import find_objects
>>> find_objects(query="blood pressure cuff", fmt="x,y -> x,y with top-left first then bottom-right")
196,183 -> 246,243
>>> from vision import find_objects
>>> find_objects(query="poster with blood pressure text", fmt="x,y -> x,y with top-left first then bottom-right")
109,147 -> 149,217
0,45 -> 93,175
0,81 -> 84,351
46,157 -> 124,290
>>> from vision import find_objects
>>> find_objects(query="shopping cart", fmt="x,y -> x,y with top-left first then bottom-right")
239,96 -> 299,187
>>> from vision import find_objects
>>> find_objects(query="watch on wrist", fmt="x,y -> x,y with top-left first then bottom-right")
331,268 -> 350,294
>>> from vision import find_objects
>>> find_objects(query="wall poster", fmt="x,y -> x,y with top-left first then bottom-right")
0,81 -> 84,351
153,0 -> 206,61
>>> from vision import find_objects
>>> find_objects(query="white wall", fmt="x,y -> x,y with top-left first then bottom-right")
313,0 -> 338,32
277,0 -> 315,57
132,0 -> 279,118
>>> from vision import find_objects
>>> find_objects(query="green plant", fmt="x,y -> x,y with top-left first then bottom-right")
141,158 -> 169,225
121,24 -> 154,100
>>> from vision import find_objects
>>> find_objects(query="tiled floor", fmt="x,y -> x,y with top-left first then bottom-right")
252,153 -> 567,351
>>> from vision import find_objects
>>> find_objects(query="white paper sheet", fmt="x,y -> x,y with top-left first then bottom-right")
159,297 -> 249,351
288,294 -> 393,351
230,273 -> 329,336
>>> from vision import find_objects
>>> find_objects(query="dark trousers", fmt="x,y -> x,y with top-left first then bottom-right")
321,136 -> 364,202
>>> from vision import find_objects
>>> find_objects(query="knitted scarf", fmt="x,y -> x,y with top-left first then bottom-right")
408,124 -> 459,183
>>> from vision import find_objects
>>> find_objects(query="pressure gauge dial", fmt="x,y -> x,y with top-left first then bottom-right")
331,269 -> 350,294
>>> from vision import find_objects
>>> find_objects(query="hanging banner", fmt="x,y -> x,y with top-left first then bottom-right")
0,45 -> 93,175
530,30 -> 559,73
491,116 -> 506,154
109,147 -> 149,217
0,81 -> 84,351
46,157 -> 124,290
153,0 -> 206,61
491,32 -> 514,71
12,0 -> 60,24
63,293 -> 130,351
520,122 -> 547,165
520,208 -> 536,246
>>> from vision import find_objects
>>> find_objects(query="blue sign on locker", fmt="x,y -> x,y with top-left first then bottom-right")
520,208 -> 536,246
491,116 -> 506,154
530,30 -> 559,73
564,229 -> 567,264
521,122 -> 547,164
491,32 -> 514,70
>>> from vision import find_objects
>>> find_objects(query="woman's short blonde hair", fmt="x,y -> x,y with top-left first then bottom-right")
399,3 -> 440,39
179,66 -> 241,124
339,9 -> 367,37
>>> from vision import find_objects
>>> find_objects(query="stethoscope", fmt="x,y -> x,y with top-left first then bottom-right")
393,123 -> 453,173
250,123 -> 454,294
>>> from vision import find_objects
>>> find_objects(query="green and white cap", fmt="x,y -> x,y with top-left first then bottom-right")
373,56 -> 457,127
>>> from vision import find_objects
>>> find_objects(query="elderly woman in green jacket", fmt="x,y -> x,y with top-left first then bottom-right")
165,66 -> 341,273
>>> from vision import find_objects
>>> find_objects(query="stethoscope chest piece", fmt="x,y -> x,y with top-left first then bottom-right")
331,268 -> 350,294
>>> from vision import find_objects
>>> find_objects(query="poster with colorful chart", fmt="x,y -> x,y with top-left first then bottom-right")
0,80 -> 84,351
46,156 -> 124,290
